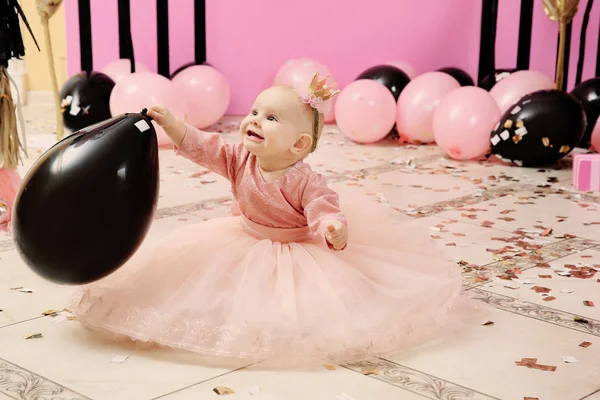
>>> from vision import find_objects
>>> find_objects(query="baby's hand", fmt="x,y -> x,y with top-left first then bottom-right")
145,104 -> 186,146
325,220 -> 347,250
146,104 -> 176,128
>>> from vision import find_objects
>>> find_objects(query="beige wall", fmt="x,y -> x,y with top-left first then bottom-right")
21,0 -> 68,91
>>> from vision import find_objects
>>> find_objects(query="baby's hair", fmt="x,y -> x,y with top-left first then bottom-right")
277,84 -> 325,154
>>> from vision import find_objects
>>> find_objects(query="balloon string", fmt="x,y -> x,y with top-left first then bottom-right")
555,21 -> 573,91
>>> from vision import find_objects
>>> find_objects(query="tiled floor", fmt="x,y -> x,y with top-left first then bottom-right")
1,102 -> 600,400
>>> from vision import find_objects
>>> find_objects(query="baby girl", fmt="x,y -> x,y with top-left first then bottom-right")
71,74 -> 461,364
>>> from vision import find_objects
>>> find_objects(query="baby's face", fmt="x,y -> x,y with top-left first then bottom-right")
240,86 -> 313,159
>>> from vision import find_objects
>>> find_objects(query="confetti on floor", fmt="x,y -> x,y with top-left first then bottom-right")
515,358 -> 557,372
213,386 -> 235,396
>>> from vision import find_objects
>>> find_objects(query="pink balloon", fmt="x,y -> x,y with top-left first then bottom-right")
335,80 -> 397,144
323,96 -> 337,124
591,119 -> 600,151
433,87 -> 501,160
102,59 -> 150,83
386,60 -> 417,79
274,58 -> 337,123
172,65 -> 230,129
490,70 -> 555,114
396,72 -> 460,143
110,72 -> 187,147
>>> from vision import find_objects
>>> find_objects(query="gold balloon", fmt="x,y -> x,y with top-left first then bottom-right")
542,0 -> 580,90
543,0 -> 579,22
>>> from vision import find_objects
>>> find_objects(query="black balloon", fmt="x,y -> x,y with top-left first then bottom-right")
570,77 -> 600,149
479,68 -> 516,91
59,71 -> 115,132
13,112 -> 159,285
438,67 -> 474,86
356,65 -> 410,101
490,90 -> 586,167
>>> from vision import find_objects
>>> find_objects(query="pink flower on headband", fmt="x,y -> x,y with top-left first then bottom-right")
295,73 -> 340,114
296,88 -> 330,114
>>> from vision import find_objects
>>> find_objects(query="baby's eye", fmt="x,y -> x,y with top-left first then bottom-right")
267,115 -> 278,122
251,109 -> 258,116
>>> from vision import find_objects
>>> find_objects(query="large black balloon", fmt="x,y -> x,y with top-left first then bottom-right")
479,68 -> 516,91
570,77 -> 600,149
59,71 -> 115,132
437,67 -> 474,86
490,90 -> 586,167
356,65 -> 410,101
13,112 -> 159,285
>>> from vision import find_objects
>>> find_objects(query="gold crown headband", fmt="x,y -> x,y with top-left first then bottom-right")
297,72 -> 340,153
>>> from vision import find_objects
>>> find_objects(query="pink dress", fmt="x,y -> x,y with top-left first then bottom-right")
71,125 -> 462,363
0,168 -> 21,231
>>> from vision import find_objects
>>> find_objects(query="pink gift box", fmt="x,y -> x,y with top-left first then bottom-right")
573,154 -> 600,192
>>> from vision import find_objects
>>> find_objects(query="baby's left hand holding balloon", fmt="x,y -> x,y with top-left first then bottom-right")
146,104 -> 186,146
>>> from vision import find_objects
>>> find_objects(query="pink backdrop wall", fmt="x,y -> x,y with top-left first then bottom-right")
65,0 -> 600,115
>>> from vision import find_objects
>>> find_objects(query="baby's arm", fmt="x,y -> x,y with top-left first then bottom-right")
147,105 -> 239,180
301,173 -> 348,250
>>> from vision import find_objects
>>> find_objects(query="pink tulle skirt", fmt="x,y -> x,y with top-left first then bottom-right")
0,168 -> 21,231
70,199 -> 463,364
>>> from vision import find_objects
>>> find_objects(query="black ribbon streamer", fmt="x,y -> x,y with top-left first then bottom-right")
194,0 -> 206,65
0,0 -> 40,66
516,0 -> 534,70
575,0 -> 594,85
78,0 -> 93,72
156,0 -> 169,77
118,0 -> 135,73
596,16 -> 600,77
478,0 -> 499,84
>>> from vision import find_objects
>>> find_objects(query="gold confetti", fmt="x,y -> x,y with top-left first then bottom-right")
540,227 -> 553,237
504,120 -> 514,128
559,145 -> 570,154
324,364 -> 336,370
542,137 -> 550,147
213,386 -> 235,396
42,310 -> 58,316
361,366 -> 379,375
516,120 -> 524,128
25,333 -> 43,340
512,134 -> 522,144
